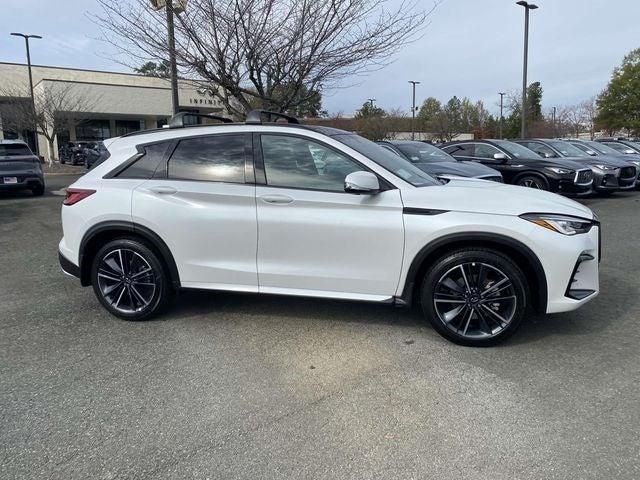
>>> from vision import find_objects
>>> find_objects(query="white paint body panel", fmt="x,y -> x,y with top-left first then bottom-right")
59,124 -> 599,316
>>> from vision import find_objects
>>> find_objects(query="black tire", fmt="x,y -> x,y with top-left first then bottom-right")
31,185 -> 45,196
91,238 -> 175,321
515,174 -> 549,191
420,248 -> 528,347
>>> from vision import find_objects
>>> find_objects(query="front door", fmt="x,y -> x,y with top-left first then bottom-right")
254,133 -> 404,299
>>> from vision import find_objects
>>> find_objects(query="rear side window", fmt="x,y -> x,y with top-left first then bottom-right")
116,142 -> 169,179
168,135 -> 245,183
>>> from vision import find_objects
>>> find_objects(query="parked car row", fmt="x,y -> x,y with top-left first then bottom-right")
375,137 -> 640,196
59,141 -> 107,169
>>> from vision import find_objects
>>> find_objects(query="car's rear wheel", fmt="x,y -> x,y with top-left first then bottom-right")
31,185 -> 44,196
516,174 -> 549,191
91,238 -> 174,320
420,248 -> 527,347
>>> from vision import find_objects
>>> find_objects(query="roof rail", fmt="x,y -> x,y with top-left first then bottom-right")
245,110 -> 300,125
168,112 -> 233,128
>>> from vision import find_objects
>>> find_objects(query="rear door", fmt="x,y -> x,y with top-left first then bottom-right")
254,133 -> 404,299
132,133 -> 259,291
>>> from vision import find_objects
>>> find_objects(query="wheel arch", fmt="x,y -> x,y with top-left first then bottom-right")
400,232 -> 547,313
512,170 -> 550,187
78,221 -> 180,288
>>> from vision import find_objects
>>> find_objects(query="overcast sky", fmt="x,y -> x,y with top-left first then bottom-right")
1,0 -> 638,116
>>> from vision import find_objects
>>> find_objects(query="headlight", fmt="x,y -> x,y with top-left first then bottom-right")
545,167 -> 573,174
594,164 -> 617,171
520,213 -> 594,235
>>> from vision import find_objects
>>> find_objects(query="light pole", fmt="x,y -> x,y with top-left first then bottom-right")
11,32 -> 42,155
498,92 -> 506,139
408,81 -> 420,140
150,0 -> 186,115
516,1 -> 538,139
552,106 -> 557,137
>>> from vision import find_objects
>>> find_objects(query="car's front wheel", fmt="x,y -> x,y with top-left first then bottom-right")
420,248 -> 527,347
91,238 -> 174,320
516,174 -> 549,191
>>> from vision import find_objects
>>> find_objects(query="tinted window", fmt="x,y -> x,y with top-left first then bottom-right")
395,142 -> 456,163
443,144 -> 473,157
493,140 -> 542,159
474,143 -> 501,159
548,140 -> 588,157
0,144 -> 33,157
168,135 -> 245,183
117,142 -> 168,179
261,135 -> 361,191
521,142 -> 557,158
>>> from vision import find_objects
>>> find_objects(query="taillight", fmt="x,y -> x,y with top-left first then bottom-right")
63,188 -> 96,206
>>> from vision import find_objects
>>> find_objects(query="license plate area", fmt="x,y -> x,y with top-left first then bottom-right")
2,177 -> 18,184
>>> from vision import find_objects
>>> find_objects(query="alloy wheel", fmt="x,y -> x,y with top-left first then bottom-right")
520,178 -> 540,189
433,262 -> 517,339
96,248 -> 157,314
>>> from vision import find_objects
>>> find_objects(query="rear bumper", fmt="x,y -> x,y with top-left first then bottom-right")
59,249 -> 80,279
0,175 -> 44,191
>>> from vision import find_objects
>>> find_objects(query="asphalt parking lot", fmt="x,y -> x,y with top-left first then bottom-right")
1,174 -> 639,480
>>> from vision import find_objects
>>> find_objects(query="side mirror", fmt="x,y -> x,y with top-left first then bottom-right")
543,152 -> 554,158
493,152 -> 508,162
344,171 -> 380,194
585,150 -> 597,156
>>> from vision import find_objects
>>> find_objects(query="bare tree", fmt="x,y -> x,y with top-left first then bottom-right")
91,0 -> 439,117
580,96 -> 598,139
0,83 -> 98,164
561,104 -> 585,139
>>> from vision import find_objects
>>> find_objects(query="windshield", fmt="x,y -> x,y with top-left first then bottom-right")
548,140 -> 588,157
0,144 -> 33,157
493,140 -> 542,158
334,134 -> 440,187
394,142 -> 456,163
584,140 -> 620,155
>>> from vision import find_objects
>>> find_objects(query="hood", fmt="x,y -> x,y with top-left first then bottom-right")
401,177 -> 593,219
414,161 -> 500,178
578,154 -> 637,168
523,156 -> 591,170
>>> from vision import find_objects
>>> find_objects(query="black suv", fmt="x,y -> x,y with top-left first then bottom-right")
440,139 -> 593,194
376,140 -> 503,182
514,139 -> 637,193
0,140 -> 45,196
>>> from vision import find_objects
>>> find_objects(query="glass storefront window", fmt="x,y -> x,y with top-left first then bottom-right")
76,120 -> 111,141
115,120 -> 142,136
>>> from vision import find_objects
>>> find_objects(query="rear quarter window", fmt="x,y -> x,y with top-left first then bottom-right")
116,142 -> 170,179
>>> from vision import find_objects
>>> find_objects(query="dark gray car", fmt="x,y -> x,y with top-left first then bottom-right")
514,138 -> 637,193
565,139 -> 640,188
376,140 -> 503,182
0,140 -> 45,196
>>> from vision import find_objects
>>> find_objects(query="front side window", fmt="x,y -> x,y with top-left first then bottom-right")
547,140 -> 588,157
473,143 -> 501,159
493,140 -> 542,159
260,135 -> 361,192
521,142 -> 557,158
168,134 -> 245,183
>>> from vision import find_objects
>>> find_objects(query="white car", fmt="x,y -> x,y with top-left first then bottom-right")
58,111 -> 600,346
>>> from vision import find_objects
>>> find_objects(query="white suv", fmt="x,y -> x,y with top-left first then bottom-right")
59,111 -> 600,346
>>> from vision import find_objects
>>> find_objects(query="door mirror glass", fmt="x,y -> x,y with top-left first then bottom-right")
493,152 -> 508,162
344,171 -> 380,194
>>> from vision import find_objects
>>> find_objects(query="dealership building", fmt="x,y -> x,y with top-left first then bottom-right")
0,62 -> 230,159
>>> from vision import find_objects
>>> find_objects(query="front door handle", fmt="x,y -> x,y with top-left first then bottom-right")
148,186 -> 178,195
259,194 -> 294,205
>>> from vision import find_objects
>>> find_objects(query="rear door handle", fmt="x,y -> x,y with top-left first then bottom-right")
148,186 -> 178,195
259,194 -> 294,205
